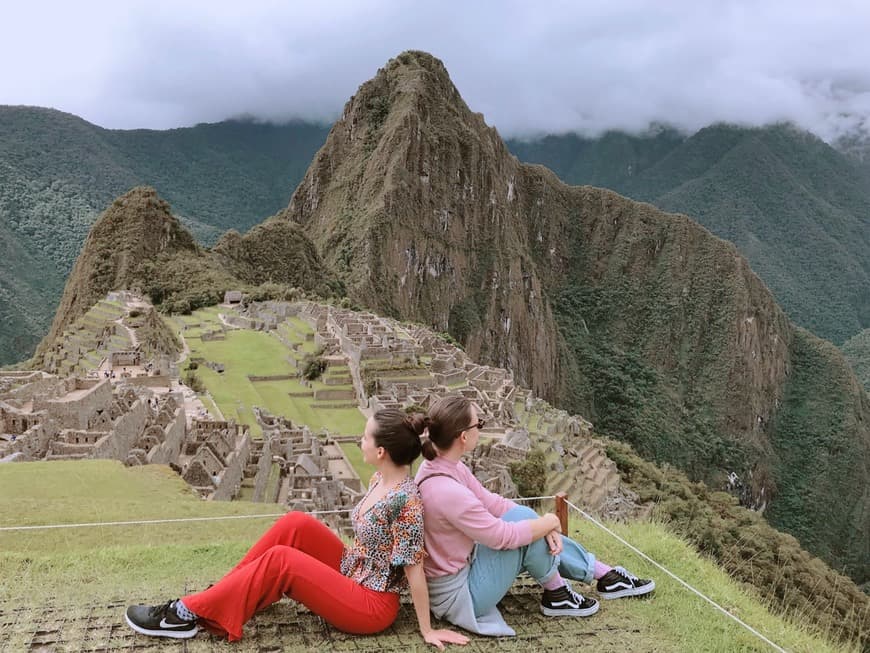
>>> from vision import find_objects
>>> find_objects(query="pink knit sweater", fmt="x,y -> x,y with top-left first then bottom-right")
414,456 -> 534,578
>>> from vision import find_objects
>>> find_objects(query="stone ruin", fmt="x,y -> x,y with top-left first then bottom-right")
0,371 -> 252,502
254,408 -> 361,535
234,299 -> 621,513
181,419 -> 250,500
3,295 -> 630,522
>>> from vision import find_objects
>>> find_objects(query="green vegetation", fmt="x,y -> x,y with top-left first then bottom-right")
509,123 -> 870,346
508,448 -> 547,498
340,441 -> 375,482
765,329 -> 869,582
605,439 -> 870,648
0,106 -> 329,366
302,356 -> 327,381
177,308 -> 364,436
0,459 -> 857,652
842,327 -> 870,391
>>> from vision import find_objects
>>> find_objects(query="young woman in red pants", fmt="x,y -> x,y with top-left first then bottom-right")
125,409 -> 468,649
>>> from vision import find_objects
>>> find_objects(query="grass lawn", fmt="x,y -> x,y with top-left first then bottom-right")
566,516 -> 857,653
181,316 -> 365,436
0,461 -> 854,652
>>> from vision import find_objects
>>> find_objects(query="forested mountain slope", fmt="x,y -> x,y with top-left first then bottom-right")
0,106 -> 328,364
508,125 -> 870,346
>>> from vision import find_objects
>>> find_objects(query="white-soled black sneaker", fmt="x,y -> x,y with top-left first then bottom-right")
125,600 -> 198,639
540,583 -> 600,617
596,566 -> 655,599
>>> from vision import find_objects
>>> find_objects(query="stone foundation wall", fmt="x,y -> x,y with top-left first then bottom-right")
147,407 -> 186,464
125,375 -> 170,388
6,422 -> 58,459
252,437 -> 274,502
91,399 -> 147,460
43,379 -> 112,430
5,377 -> 67,404
313,388 -> 356,401
213,434 -> 251,501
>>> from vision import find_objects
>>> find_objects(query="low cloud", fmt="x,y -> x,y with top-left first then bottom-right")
4,0 -> 870,142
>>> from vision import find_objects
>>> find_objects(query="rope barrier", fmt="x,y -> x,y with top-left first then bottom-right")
1,493 -> 788,651
0,499 -> 560,532
564,499 -> 788,653
0,508 -> 352,532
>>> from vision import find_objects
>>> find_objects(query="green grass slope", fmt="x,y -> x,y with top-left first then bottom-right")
0,460 -> 857,652
175,307 -> 364,436
0,106 -> 329,365
508,124 -> 870,346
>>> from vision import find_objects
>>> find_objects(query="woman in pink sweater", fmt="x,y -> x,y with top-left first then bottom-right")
415,395 -> 654,636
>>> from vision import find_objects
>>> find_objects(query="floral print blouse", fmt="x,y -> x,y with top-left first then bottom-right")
340,472 -> 425,593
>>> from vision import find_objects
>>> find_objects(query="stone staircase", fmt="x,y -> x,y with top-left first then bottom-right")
548,438 -> 621,513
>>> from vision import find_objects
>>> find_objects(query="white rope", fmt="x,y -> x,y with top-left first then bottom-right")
0,498 -> 559,532
0,493 -> 791,651
0,508 -> 354,532
513,495 -> 556,503
565,499 -> 788,653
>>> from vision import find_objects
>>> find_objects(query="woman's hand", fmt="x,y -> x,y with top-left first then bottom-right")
545,529 -> 563,556
529,512 -> 562,540
422,628 -> 470,650
405,564 -> 469,649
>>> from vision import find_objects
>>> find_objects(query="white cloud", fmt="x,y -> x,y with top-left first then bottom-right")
2,0 -> 870,141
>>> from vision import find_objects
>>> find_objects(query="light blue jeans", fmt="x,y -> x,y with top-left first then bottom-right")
468,504 -> 596,617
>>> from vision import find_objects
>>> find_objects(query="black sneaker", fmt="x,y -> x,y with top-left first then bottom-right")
540,583 -> 600,617
125,600 -> 198,639
596,566 -> 655,599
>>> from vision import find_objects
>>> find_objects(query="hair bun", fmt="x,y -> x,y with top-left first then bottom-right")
405,412 -> 429,436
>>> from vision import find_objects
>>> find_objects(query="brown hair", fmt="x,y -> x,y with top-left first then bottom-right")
422,395 -> 473,460
372,408 -> 427,466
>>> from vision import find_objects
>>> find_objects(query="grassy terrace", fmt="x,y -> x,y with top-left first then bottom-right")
0,461 -> 855,652
174,308 -> 365,437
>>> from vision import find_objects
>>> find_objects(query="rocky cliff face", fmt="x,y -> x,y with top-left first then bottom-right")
283,50 -> 790,462
282,51 -> 563,398
281,51 -> 868,582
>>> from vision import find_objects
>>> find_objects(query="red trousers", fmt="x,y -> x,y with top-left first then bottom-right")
182,512 -> 399,641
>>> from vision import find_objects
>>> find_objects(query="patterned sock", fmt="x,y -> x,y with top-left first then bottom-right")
172,599 -> 197,622
542,573 -> 566,591
593,560 -> 613,580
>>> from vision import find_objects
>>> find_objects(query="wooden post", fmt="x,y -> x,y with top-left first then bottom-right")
555,492 -> 568,534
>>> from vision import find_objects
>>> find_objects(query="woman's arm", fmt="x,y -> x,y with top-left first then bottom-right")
404,563 -> 469,650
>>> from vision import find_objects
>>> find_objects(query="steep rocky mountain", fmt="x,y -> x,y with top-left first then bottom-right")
280,51 -> 869,582
32,186 -> 337,367
0,107 -> 329,365
508,124 -> 870,347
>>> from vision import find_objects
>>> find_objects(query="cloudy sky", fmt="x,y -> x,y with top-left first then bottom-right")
3,0 -> 870,141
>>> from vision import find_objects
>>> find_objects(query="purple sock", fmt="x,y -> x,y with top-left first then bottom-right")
542,573 -> 566,591
593,561 -> 613,580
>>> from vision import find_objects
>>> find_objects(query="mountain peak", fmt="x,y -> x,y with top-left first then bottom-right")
33,187 -> 198,363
